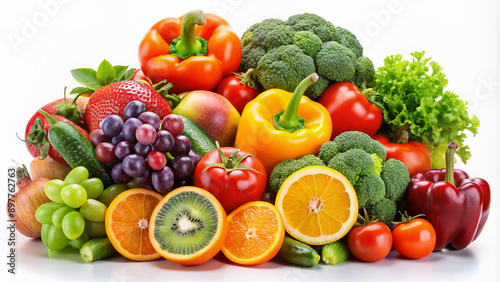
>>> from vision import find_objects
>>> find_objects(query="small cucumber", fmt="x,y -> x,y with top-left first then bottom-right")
276,237 -> 320,267
178,115 -> 216,156
80,237 -> 117,263
39,110 -> 113,186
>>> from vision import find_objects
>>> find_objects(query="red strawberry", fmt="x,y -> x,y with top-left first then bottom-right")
85,80 -> 172,132
23,113 -> 89,165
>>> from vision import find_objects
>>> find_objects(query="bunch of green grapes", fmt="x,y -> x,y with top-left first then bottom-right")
35,166 -> 110,251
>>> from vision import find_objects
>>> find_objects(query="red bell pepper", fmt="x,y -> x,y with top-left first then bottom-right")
138,10 -> 241,93
318,81 -> 382,140
405,142 -> 490,250
373,128 -> 432,176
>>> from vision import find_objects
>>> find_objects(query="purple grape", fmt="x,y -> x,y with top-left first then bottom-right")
134,169 -> 152,187
134,142 -> 153,157
89,129 -> 111,147
170,156 -> 194,180
122,118 -> 142,143
138,111 -> 161,130
111,132 -> 125,145
187,150 -> 202,167
101,115 -> 124,137
173,178 -> 193,189
115,141 -> 134,160
151,166 -> 174,194
153,130 -> 174,152
136,124 -> 157,145
170,135 -> 191,156
122,154 -> 147,177
123,100 -> 146,120
161,114 -> 184,136
111,163 -> 131,184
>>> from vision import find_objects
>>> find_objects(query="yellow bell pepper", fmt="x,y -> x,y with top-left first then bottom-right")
235,74 -> 332,175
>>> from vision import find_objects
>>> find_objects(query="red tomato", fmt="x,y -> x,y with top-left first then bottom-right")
193,145 -> 267,213
392,218 -> 436,259
348,222 -> 393,262
215,72 -> 260,114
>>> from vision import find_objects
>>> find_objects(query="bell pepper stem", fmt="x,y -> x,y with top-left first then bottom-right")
444,141 -> 459,186
276,73 -> 318,131
170,10 -> 208,59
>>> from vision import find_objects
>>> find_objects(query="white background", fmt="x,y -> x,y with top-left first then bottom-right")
1,0 -> 499,281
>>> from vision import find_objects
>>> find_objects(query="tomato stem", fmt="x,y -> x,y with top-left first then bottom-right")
202,141 -> 263,174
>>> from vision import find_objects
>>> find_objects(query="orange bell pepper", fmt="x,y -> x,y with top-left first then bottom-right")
138,10 -> 241,93
235,74 -> 332,175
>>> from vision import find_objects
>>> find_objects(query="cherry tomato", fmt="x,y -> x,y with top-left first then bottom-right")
193,144 -> 267,213
392,217 -> 436,259
215,72 -> 260,114
348,222 -> 393,262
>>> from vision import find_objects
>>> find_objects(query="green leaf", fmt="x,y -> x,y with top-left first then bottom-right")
71,68 -> 100,90
69,87 -> 94,95
123,68 -> 135,81
113,65 -> 128,82
96,59 -> 115,86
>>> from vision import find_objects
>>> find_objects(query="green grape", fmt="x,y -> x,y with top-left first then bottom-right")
60,184 -> 87,208
44,179 -> 67,204
46,224 -> 69,250
62,211 -> 86,240
80,178 -> 104,199
85,220 -> 106,237
68,230 -> 90,249
64,166 -> 89,184
79,199 -> 107,222
52,206 -> 75,228
41,224 -> 51,248
35,202 -> 66,224
97,184 -> 127,207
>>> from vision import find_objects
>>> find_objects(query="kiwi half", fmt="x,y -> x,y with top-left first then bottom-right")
153,191 -> 219,255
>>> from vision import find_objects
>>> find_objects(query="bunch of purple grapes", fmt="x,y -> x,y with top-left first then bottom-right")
89,101 -> 201,194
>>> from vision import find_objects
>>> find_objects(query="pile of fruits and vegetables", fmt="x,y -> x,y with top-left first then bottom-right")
9,9 -> 490,269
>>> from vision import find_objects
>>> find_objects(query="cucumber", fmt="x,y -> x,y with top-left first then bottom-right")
276,237 -> 320,267
39,110 -> 113,186
80,237 -> 117,263
178,115 -> 216,156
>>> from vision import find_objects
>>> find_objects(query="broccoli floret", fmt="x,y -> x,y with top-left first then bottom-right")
240,13 -> 374,99
380,158 -> 410,201
293,31 -> 323,57
318,131 -> 387,163
355,175 -> 386,208
326,149 -> 383,185
315,41 -> 356,82
333,27 -> 363,58
353,56 -> 375,86
257,45 -> 316,93
264,25 -> 295,50
368,198 -> 397,227
268,154 -> 325,193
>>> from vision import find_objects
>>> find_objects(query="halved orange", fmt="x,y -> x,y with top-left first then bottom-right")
275,166 -> 358,245
222,201 -> 285,265
105,188 -> 163,261
149,186 -> 228,265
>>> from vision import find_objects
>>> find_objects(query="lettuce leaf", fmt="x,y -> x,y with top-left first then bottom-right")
370,51 -> 479,164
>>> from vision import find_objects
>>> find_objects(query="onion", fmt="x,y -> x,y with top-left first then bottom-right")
7,178 -> 51,238
30,156 -> 71,180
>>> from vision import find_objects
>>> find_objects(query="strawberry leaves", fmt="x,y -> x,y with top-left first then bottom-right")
70,59 -> 135,95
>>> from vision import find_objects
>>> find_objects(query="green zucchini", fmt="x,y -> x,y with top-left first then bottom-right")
276,237 -> 320,267
178,115 -> 216,156
80,237 -> 117,263
39,110 -> 113,186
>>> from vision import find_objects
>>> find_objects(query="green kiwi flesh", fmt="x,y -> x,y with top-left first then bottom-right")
153,191 -> 219,255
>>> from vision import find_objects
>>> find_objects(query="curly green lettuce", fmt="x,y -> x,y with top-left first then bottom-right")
370,51 -> 479,164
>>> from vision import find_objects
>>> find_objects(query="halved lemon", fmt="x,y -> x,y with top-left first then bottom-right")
275,166 -> 358,245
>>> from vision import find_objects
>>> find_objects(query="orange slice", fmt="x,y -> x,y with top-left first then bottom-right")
105,188 -> 163,261
222,201 -> 285,265
149,186 -> 228,265
275,166 -> 358,245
